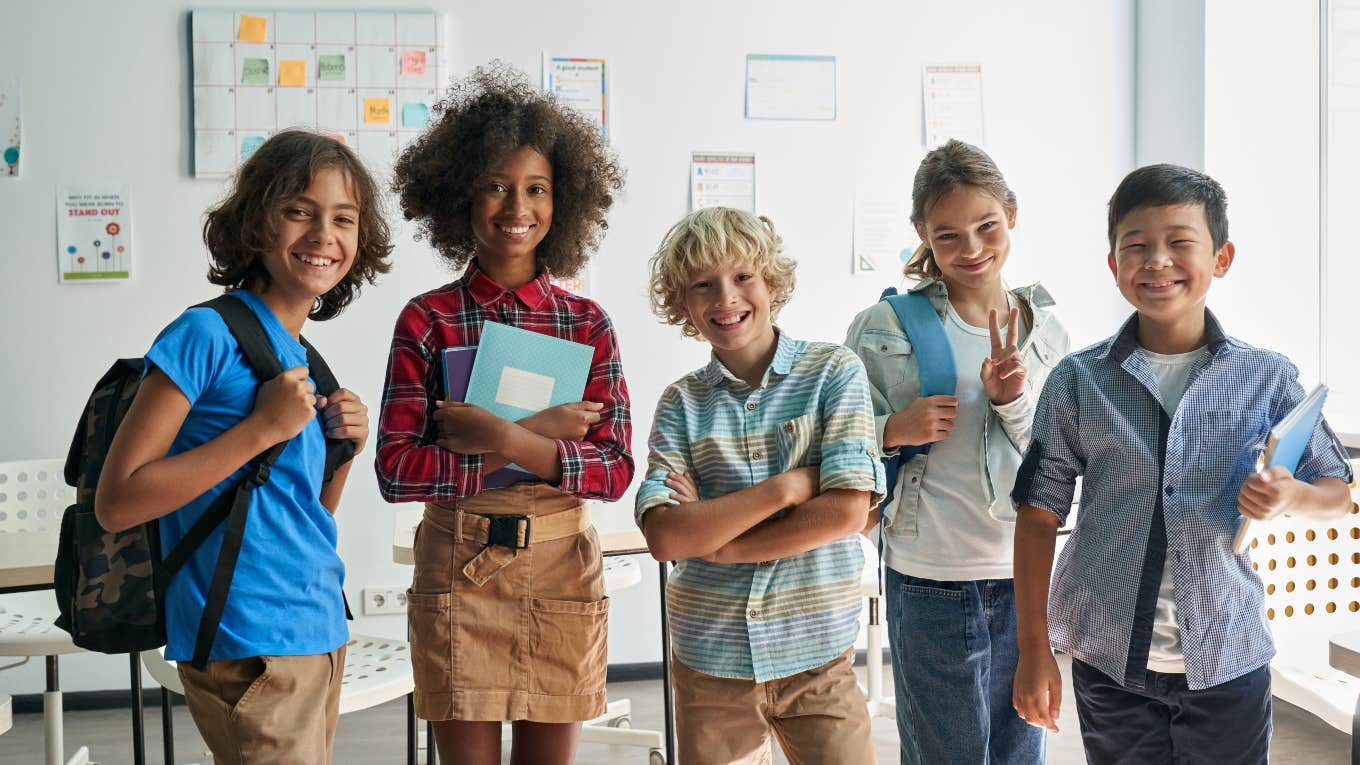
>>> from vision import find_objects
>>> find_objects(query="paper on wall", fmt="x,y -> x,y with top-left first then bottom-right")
922,64 -> 985,148
57,184 -> 132,283
690,152 -> 756,213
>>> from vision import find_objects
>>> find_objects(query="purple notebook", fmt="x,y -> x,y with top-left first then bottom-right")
441,346 -> 534,489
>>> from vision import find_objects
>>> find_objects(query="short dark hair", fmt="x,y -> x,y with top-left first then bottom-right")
203,130 -> 393,321
391,61 -> 624,277
1107,164 -> 1229,253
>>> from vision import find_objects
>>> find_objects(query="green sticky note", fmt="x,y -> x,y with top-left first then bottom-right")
318,55 -> 346,82
241,58 -> 269,85
401,102 -> 429,128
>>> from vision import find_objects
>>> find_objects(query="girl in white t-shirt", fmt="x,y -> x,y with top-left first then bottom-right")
845,139 -> 1069,765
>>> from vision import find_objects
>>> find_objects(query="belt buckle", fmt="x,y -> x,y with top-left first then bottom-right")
487,514 -> 531,549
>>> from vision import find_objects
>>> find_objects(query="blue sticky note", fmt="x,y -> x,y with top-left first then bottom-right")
240,135 -> 266,161
401,102 -> 429,129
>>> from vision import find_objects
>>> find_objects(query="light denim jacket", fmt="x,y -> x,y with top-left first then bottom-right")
844,277 -> 1070,538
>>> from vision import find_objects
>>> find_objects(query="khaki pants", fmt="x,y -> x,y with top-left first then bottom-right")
671,647 -> 876,765
177,645 -> 346,765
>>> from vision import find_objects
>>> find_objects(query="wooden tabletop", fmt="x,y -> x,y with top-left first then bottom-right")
0,531 -> 58,592
1329,630 -> 1360,677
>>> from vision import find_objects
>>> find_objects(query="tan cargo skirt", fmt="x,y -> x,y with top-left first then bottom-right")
407,482 -> 608,722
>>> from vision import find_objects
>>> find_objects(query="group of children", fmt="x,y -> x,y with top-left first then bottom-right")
89,60 -> 1353,765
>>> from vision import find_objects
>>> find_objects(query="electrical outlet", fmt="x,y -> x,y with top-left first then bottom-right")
362,586 -> 409,615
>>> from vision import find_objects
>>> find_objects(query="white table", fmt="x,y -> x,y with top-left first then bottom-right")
1327,631 -> 1360,763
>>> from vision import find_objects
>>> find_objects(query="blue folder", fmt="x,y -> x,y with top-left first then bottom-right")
465,321 -> 595,420
1232,383 -> 1328,553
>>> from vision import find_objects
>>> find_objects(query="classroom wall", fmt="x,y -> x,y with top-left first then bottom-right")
0,0 -> 1134,694
1135,0 -> 1205,168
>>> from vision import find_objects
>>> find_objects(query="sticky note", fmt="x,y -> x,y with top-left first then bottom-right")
364,98 -> 391,124
318,55 -> 346,82
238,15 -> 267,43
241,58 -> 269,85
401,102 -> 429,128
279,60 -> 306,87
400,50 -> 427,77
241,135 -> 266,161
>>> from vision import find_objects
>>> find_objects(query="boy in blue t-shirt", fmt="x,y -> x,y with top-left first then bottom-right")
1011,164 -> 1352,764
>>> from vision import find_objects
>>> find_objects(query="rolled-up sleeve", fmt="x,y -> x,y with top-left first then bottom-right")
1011,358 -> 1083,523
635,386 -> 693,527
816,349 -> 886,505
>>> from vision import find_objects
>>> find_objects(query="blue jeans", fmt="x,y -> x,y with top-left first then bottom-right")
885,569 -> 1045,765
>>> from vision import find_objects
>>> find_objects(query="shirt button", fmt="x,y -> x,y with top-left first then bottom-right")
748,609 -> 760,618
880,344 -> 889,352
784,422 -> 794,433
910,476 -> 919,484
758,560 -> 772,566
1164,486 -> 1175,496
747,402 -> 757,411
752,451 -> 763,460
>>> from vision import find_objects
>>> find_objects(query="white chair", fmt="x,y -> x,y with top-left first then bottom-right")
0,458 -> 93,765
1247,470 -> 1360,750
1,692 -> 12,737
142,633 -> 417,763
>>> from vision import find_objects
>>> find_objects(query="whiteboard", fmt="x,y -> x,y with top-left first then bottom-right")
190,9 -> 450,178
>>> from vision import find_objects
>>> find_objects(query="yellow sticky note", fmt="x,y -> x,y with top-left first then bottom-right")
279,60 -> 306,87
238,15 -> 267,43
364,98 -> 391,125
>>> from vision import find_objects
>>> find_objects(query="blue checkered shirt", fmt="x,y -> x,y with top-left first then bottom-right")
1013,311 -> 1351,690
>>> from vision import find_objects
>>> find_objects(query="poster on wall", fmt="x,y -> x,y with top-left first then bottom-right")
543,55 -> 608,140
745,54 -> 836,121
0,77 -> 20,177
922,64 -> 985,148
689,152 -> 756,213
57,184 -> 133,283
190,10 -> 450,179
852,184 -> 915,275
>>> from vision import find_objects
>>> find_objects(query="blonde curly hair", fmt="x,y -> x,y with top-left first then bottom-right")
647,207 -> 796,338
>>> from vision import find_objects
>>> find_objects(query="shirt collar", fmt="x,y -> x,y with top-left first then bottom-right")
1106,308 -> 1230,365
703,327 -> 797,389
463,258 -> 554,311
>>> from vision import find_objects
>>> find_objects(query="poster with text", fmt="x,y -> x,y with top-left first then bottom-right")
57,185 -> 132,283
922,64 -> 984,148
690,153 -> 756,213
543,55 -> 608,140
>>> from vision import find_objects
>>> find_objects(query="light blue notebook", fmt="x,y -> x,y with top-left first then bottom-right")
465,321 -> 595,421
1232,383 -> 1329,553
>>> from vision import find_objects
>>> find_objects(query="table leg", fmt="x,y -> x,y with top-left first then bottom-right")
44,656 -> 62,765
658,560 -> 675,764
160,686 -> 174,765
407,694 -> 417,765
130,653 -> 146,765
1351,688 -> 1358,765
427,721 -> 437,764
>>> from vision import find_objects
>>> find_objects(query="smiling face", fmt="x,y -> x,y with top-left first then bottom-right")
257,166 -> 359,313
471,145 -> 553,280
682,260 -> 777,363
1108,203 -> 1234,325
915,185 -> 1015,293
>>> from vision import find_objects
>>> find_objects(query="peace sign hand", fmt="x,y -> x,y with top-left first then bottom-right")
980,307 -> 1026,405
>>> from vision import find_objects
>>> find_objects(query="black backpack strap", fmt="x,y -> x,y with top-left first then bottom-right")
201,295 -> 285,381
299,335 -> 356,480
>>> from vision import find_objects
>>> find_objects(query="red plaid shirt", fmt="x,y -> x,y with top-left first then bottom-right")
375,260 -> 633,502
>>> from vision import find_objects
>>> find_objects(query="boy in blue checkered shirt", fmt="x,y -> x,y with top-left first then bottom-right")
1010,164 -> 1353,763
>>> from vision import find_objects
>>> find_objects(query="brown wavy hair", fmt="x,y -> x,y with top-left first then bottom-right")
391,61 -> 624,277
203,130 -> 393,321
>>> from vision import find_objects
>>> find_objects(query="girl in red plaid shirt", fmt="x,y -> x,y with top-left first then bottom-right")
376,63 -> 633,765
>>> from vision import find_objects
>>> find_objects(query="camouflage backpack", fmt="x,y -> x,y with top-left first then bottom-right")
53,294 -> 354,669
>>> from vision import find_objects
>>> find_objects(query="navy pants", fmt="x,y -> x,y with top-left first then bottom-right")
1071,657 -> 1271,764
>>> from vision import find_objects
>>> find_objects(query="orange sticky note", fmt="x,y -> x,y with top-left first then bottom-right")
363,98 -> 391,124
400,50 -> 427,77
279,60 -> 306,87
238,15 -> 267,43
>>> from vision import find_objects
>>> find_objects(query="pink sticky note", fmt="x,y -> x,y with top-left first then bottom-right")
400,50 -> 427,77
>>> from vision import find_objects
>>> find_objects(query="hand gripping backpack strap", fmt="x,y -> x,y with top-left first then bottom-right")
299,336 -> 356,480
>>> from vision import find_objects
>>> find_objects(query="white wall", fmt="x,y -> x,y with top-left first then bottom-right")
0,0 -> 1134,694
1136,0 -> 1205,167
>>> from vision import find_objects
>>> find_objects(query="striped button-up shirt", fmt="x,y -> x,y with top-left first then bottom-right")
375,260 -> 633,503
636,330 -> 886,681
1013,311 -> 1351,690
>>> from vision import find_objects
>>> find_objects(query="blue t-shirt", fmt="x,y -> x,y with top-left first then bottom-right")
145,290 -> 347,661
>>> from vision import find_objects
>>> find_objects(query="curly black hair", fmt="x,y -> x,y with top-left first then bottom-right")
204,130 -> 393,321
392,61 -> 624,277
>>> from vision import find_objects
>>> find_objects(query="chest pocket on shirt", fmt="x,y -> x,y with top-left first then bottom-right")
1185,410 -> 1271,490
856,331 -> 915,396
776,413 -> 816,472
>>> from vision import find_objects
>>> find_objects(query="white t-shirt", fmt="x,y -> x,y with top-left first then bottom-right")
1143,345 -> 1211,673
884,298 -> 1017,581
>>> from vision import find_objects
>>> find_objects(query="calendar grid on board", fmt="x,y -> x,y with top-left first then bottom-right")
191,9 -> 449,179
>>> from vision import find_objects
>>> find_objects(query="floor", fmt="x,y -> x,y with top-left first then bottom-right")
0,654 -> 1350,763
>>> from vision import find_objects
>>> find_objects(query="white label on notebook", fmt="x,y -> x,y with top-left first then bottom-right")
495,367 -> 555,412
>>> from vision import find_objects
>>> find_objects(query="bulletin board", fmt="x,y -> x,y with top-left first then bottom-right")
190,9 -> 450,178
